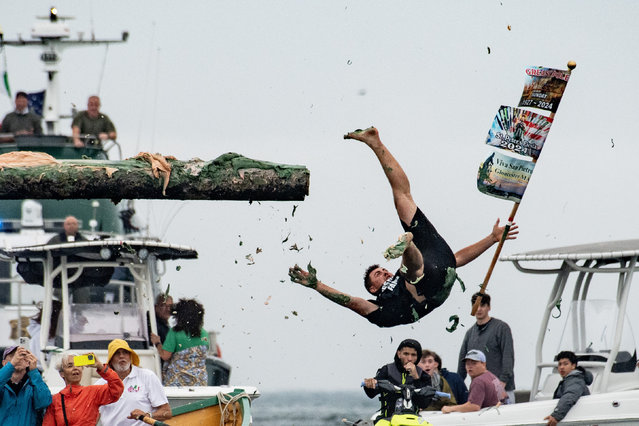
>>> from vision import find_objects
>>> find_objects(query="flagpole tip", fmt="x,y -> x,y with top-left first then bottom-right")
567,60 -> 577,70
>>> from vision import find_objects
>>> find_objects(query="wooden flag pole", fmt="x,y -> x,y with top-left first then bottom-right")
471,60 -> 576,316
471,202 -> 520,315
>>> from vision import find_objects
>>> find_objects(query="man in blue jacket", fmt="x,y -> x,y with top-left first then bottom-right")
0,345 -> 52,425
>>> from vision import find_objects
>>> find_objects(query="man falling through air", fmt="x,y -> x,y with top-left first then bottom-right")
289,127 -> 518,327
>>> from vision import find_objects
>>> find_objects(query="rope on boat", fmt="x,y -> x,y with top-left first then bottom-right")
218,390 -> 250,425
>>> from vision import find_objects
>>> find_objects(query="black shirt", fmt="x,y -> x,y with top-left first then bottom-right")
365,273 -> 428,328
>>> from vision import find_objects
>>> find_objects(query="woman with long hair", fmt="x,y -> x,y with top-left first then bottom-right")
151,298 -> 209,386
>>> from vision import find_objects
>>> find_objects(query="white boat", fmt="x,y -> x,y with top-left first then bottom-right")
0,8 -> 259,425
412,239 -> 639,425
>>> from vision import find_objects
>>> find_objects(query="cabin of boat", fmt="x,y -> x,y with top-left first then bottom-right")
411,239 -> 639,425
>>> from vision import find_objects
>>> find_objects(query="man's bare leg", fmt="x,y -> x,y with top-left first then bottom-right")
345,127 -> 424,282
344,127 -> 416,224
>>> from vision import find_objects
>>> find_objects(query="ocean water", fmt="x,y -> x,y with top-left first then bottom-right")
251,390 -> 380,425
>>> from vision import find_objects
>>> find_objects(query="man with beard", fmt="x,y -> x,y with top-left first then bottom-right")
363,339 -> 432,419
96,339 -> 171,425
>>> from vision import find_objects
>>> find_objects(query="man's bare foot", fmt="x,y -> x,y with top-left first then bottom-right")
383,232 -> 413,260
343,126 -> 382,148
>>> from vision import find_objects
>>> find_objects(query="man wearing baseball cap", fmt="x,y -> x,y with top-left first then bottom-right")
442,349 -> 506,414
96,339 -> 171,425
0,346 -> 52,425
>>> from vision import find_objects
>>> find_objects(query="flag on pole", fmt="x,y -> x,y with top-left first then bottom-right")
485,105 -> 553,160
518,66 -> 571,113
477,151 -> 535,203
2,72 -> 9,99
27,90 -> 45,116
1,46 -> 10,99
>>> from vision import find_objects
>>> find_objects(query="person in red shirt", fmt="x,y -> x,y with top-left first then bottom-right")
43,352 -> 123,425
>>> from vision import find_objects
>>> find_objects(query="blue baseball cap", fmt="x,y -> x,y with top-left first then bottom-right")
463,349 -> 486,363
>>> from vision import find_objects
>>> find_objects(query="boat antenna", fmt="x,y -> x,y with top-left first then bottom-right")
159,202 -> 187,240
135,21 -> 157,153
96,44 -> 109,95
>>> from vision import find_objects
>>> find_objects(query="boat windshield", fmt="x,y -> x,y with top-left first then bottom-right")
53,267 -> 150,350
548,299 -> 636,366
56,301 -> 148,350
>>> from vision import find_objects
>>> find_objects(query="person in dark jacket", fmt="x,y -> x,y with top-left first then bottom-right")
363,339 -> 432,419
544,351 -> 593,426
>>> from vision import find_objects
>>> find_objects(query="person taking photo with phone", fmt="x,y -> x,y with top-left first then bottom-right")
43,352 -> 123,425
0,346 -> 52,425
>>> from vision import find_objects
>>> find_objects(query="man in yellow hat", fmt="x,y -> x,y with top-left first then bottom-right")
96,339 -> 171,425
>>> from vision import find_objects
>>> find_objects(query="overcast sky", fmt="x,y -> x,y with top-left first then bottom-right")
1,1 -> 638,393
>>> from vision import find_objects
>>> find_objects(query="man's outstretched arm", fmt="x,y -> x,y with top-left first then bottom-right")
454,219 -> 518,267
289,264 -> 379,316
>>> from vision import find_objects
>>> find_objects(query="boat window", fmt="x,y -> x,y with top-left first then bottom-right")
551,299 -> 636,368
69,267 -> 135,304
56,302 -> 148,350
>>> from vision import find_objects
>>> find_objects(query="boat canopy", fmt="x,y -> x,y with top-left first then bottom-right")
501,239 -> 639,262
0,240 -> 198,261
500,239 -> 639,398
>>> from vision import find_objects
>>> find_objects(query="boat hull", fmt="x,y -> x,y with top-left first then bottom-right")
417,390 -> 639,425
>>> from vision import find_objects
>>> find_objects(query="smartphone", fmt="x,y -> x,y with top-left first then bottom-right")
73,354 -> 95,367
18,336 -> 30,349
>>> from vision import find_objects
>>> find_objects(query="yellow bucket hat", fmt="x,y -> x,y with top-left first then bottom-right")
107,339 -> 140,366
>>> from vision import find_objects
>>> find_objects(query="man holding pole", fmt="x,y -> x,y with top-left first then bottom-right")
289,127 -> 518,327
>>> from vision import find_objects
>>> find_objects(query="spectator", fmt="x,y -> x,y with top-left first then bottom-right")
27,300 -> 63,369
1,91 -> 42,135
363,339 -> 432,419
71,95 -> 116,147
154,294 -> 174,344
418,349 -> 466,410
443,349 -> 505,414
97,339 -> 171,425
457,292 -> 515,403
47,216 -> 86,244
43,352 -> 123,425
150,298 -> 209,386
544,351 -> 592,426
0,346 -> 52,425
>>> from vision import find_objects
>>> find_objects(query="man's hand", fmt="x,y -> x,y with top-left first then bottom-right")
10,348 -> 29,369
404,362 -> 419,379
288,263 -> 318,289
441,405 -> 454,414
129,409 -> 150,420
544,415 -> 558,426
73,138 -> 84,148
26,351 -> 38,371
491,218 -> 519,243
363,378 -> 377,389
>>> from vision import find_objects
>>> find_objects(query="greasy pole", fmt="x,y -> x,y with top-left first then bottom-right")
471,60 -> 577,316
471,202 -> 519,315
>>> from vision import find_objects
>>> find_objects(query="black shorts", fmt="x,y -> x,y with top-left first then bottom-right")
401,208 -> 456,304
